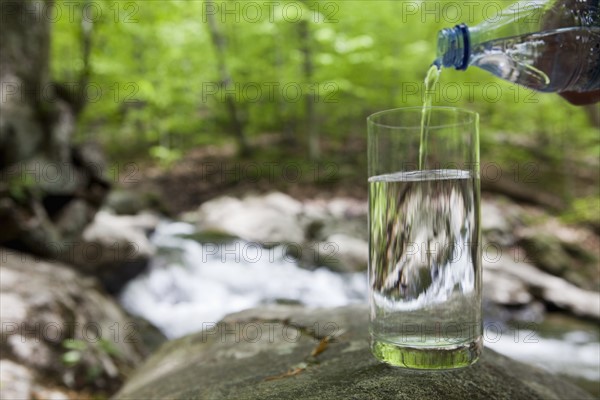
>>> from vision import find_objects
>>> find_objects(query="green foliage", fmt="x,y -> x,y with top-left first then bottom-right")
61,338 -> 87,367
49,0 -> 597,175
562,197 -> 600,226
150,145 -> 183,168
61,338 -> 123,381
7,173 -> 36,203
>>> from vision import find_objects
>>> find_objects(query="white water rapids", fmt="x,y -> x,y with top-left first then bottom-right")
119,221 -> 367,338
119,220 -> 599,387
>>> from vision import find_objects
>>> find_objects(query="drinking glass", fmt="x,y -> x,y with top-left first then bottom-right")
367,107 -> 482,369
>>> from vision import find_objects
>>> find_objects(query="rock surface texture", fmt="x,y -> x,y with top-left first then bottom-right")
73,210 -> 158,293
0,249 -> 148,399
115,305 -> 593,400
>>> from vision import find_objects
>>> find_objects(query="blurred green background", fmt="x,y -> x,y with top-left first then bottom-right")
50,0 -> 599,217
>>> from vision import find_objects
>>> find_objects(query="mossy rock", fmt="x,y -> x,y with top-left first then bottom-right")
115,305 -> 593,400
519,234 -> 599,291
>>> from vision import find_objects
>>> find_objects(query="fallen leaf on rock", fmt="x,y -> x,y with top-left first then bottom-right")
263,362 -> 308,381
311,336 -> 331,357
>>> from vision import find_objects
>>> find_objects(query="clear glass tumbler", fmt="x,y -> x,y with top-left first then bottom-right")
367,107 -> 482,369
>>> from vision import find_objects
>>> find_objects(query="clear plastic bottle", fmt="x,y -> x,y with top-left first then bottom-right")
436,0 -> 600,93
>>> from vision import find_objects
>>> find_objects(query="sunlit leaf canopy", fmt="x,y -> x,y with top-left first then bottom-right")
51,0 -> 597,159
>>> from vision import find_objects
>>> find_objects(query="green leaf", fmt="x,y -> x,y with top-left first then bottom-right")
63,339 -> 87,351
62,350 -> 82,366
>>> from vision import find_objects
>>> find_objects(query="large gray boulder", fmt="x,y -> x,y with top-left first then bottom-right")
186,193 -> 306,244
72,210 -> 158,293
182,193 -> 370,273
484,252 -> 600,320
115,305 -> 593,400
0,249 -> 152,399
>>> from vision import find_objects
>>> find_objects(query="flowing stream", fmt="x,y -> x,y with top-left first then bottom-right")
119,221 -> 367,339
120,220 -> 599,396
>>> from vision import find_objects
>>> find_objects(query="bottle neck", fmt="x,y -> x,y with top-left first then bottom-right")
436,24 -> 471,70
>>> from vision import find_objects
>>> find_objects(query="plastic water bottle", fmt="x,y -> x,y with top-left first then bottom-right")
436,0 -> 600,93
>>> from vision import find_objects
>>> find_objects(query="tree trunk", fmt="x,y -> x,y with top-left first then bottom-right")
274,26 -> 296,146
204,0 -> 250,156
76,0 -> 93,115
0,0 -> 109,259
298,15 -> 319,160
